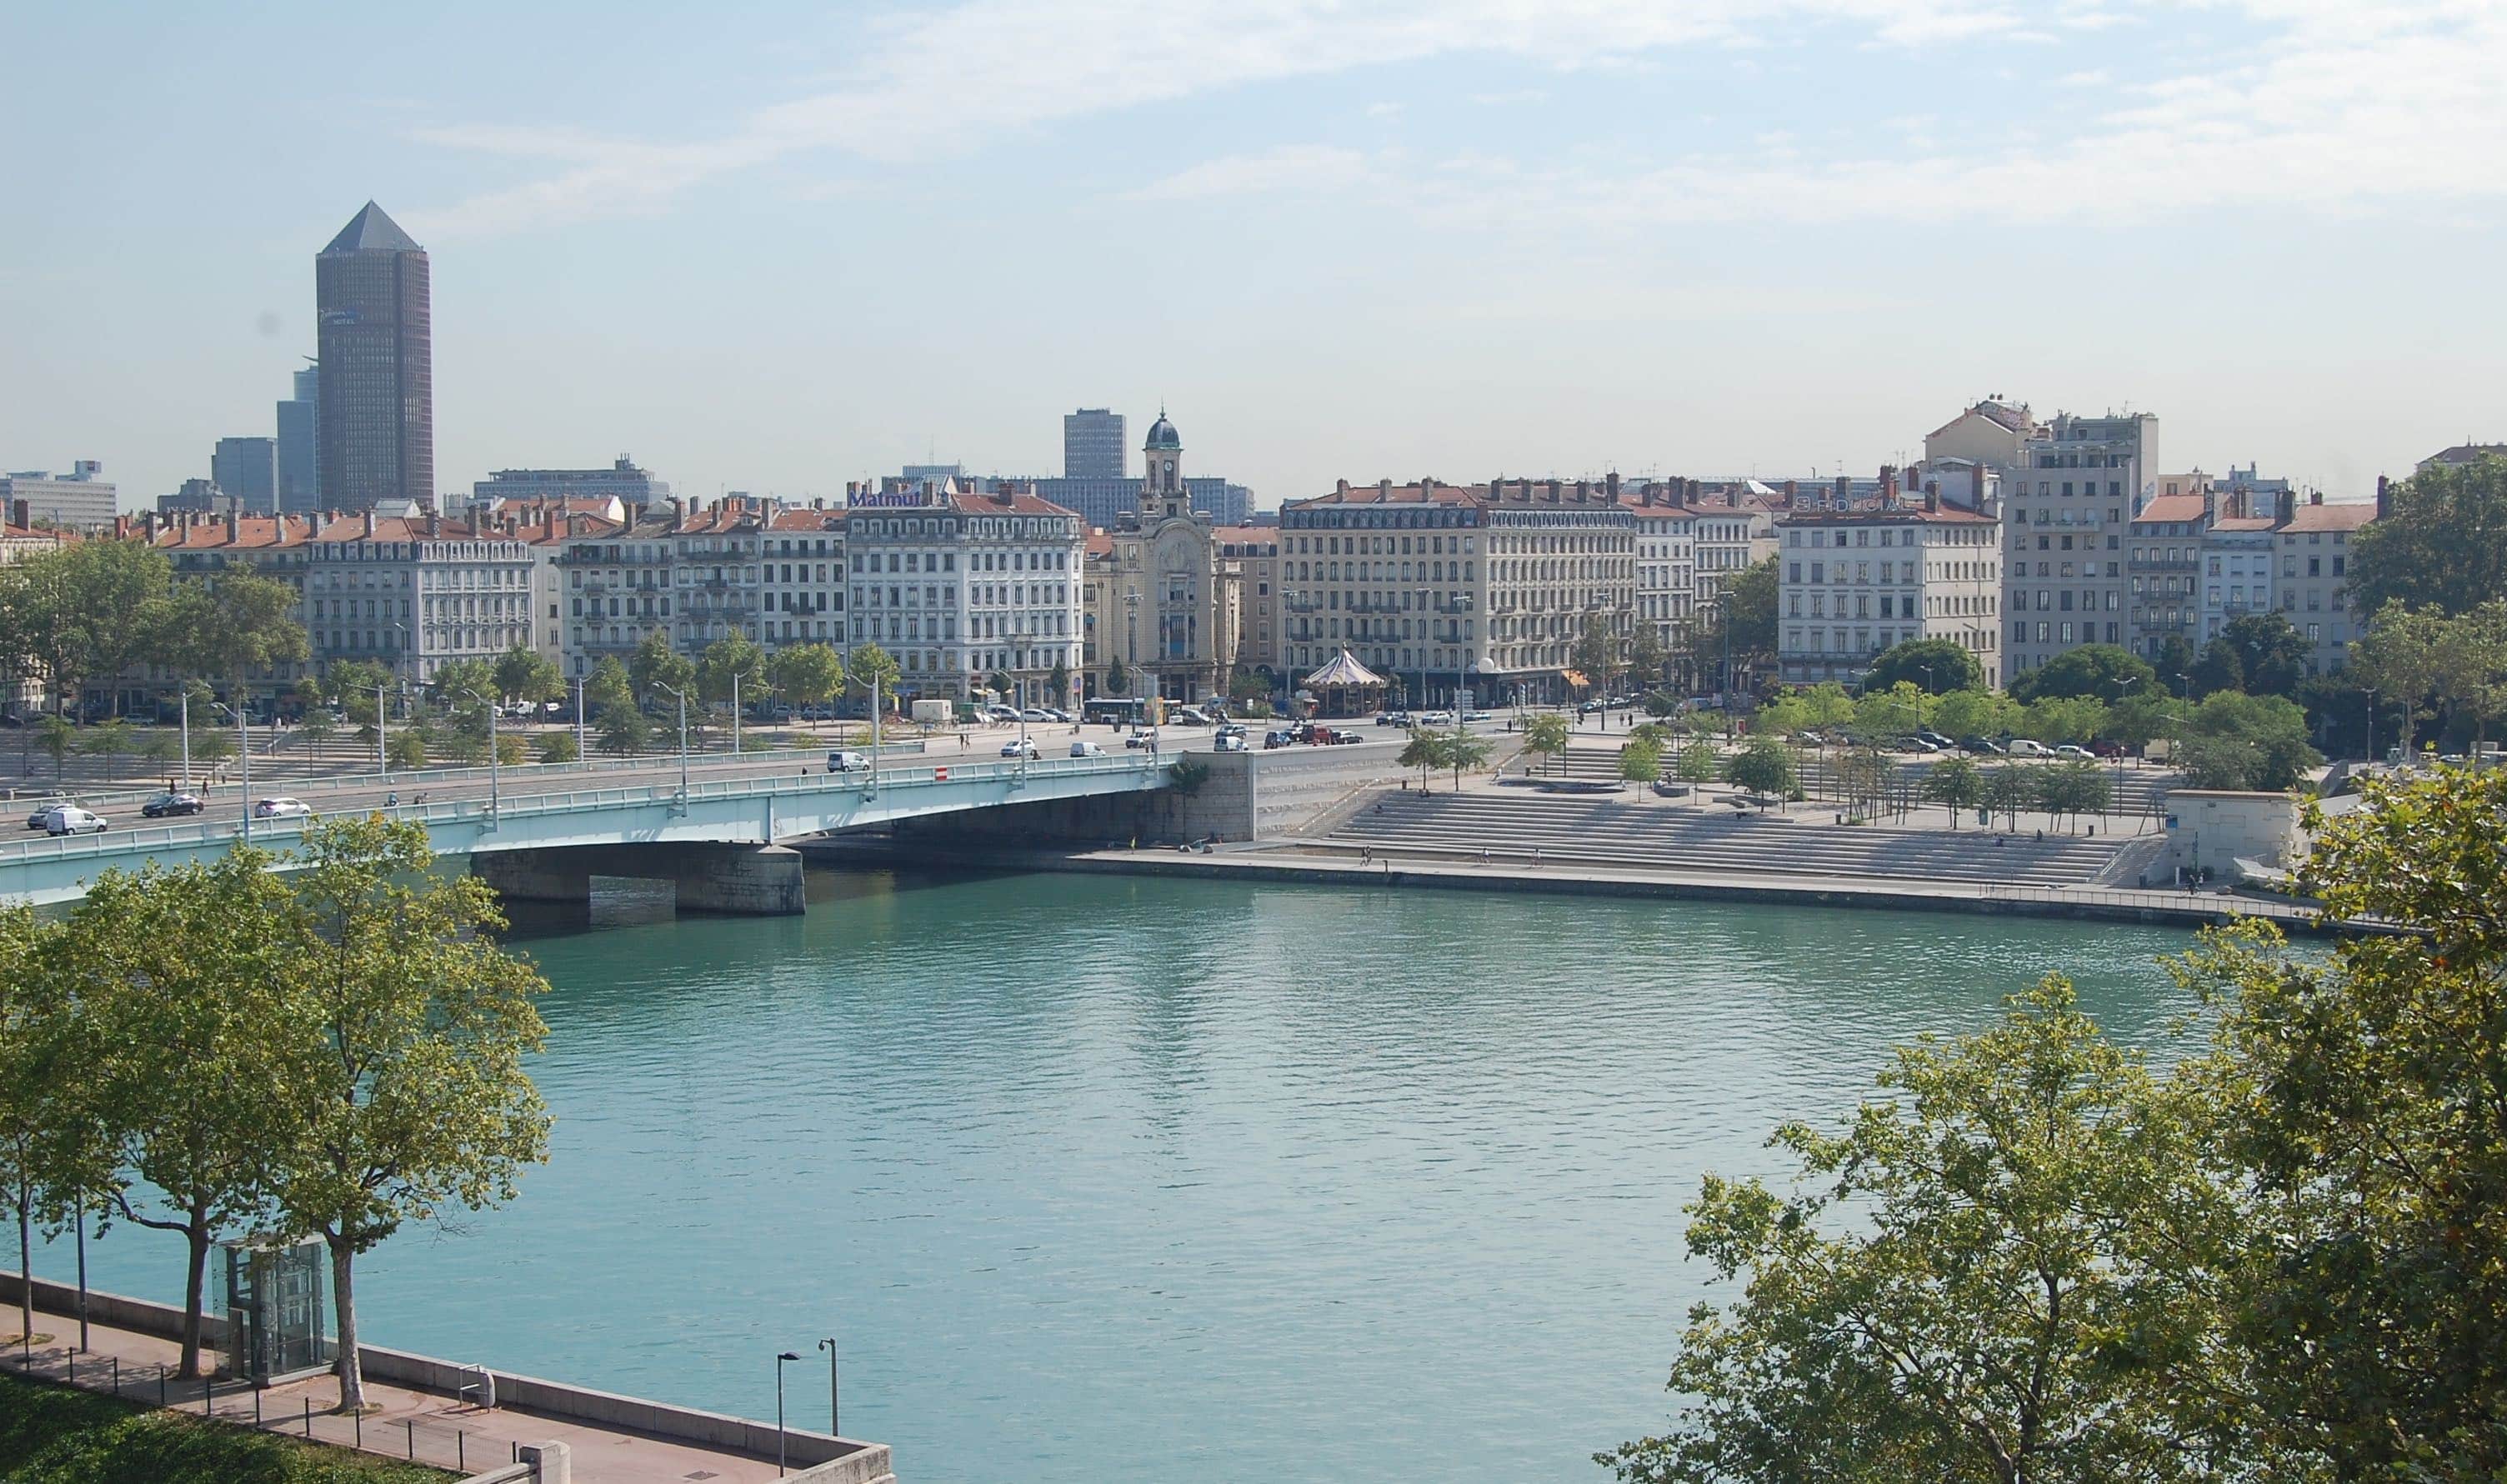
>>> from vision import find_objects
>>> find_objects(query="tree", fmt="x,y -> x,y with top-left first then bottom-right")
2023,695 -> 2108,747
1628,624 -> 1674,692
845,643 -> 901,711
1676,738 -> 1718,786
35,713 -> 73,780
1689,557 -> 1779,692
2034,760 -> 2109,832
267,817 -> 553,1412
585,656 -> 648,756
385,727 -> 431,770
696,634 -> 766,709
768,642 -> 845,714
2104,693 -> 2183,756
2175,691 -> 2320,791
1924,754 -> 1982,825
1049,659 -> 1073,707
2009,643 -> 2156,703
1619,737 -> 1663,790
0,539 -> 172,715
2349,452 -> 2507,617
1850,682 -> 1928,749
491,645 -> 563,708
1861,637 -> 1981,696
1602,977 -> 2236,1484
153,570 -> 310,699
1570,612 -> 1624,699
2171,767 -> 2507,1477
324,659 -> 393,740
1984,766 -> 2033,830
1443,730 -> 1492,792
78,717 -> 133,780
1398,728 -> 1444,791
1101,657 -> 1129,697
1800,682 -> 1856,732
2219,612 -> 2309,699
2346,600 -> 2448,757
1724,736 -> 1794,805
0,904 -> 68,1352
628,632 -> 693,707
2151,634 -> 2198,699
1929,687 -> 2013,743
66,852 -> 298,1377
1643,690 -> 1681,719
295,705 -> 336,759
1523,712 -> 1570,776
2189,636 -> 2247,698
534,730 -> 579,764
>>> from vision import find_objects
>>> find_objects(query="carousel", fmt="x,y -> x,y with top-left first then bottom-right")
1299,648 -> 1388,718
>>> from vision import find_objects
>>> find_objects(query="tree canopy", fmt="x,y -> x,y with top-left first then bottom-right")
2009,643 -> 2155,703
2349,452 -> 2507,617
1860,637 -> 1981,696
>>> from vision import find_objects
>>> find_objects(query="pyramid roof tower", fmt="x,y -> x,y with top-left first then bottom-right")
322,201 -> 423,255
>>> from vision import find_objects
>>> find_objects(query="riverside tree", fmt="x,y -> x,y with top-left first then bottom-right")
2349,451 -> 2507,616
492,645 -> 563,709
1923,753 -> 1983,825
1618,736 -> 1663,790
0,904 -> 65,1349
1523,712 -> 1570,775
268,817 -> 552,1412
1724,736 -> 1794,805
767,642 -> 844,716
845,643 -> 902,712
67,852 -> 299,1377
1859,637 -> 1980,695
1443,730 -> 1492,792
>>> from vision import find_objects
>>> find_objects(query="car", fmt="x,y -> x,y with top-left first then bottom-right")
1125,730 -> 1157,749
252,797 -> 314,820
2089,740 -> 2124,758
1958,736 -> 2005,755
1069,739 -> 1105,757
1420,710 -> 1454,726
1171,707 -> 1213,727
1042,707 -> 1073,723
1578,699 -> 1604,715
1264,729 -> 1296,749
26,800 -> 70,831
1215,722 -> 1248,738
2054,744 -> 2097,762
983,705 -> 1020,722
1376,712 -> 1407,727
1213,732 -> 1248,752
826,749 -> 872,773
1018,707 -> 1053,722
1893,735 -> 1943,753
2006,738 -> 2053,758
1464,710 -> 1493,722
1000,739 -> 1040,760
141,791 -> 203,818
39,805 -> 109,837
1917,730 -> 1957,751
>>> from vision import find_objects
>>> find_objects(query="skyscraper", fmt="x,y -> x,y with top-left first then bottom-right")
1063,408 -> 1125,480
212,436 -> 278,513
316,202 -> 431,511
276,363 -> 318,512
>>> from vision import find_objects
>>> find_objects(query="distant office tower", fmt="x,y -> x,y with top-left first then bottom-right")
0,461 -> 117,527
316,202 -> 431,511
276,364 -> 318,512
1063,408 -> 1125,480
471,455 -> 673,512
212,436 -> 279,514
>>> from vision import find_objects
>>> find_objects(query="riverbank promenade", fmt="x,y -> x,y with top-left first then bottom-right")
3,1292 -> 892,1483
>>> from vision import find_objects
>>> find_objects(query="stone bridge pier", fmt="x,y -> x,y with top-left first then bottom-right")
473,842 -> 807,916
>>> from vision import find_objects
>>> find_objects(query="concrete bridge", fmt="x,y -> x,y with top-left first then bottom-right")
1,748 -> 1178,913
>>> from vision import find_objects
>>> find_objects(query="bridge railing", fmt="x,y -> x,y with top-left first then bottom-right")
0,753 -> 1172,870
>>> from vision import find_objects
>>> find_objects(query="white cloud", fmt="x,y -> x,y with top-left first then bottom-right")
2057,67 -> 2112,86
1365,100 -> 1405,117
1129,145 -> 1374,199
409,0 -> 2507,237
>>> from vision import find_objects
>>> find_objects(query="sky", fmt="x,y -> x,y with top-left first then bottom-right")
3,0 -> 2504,513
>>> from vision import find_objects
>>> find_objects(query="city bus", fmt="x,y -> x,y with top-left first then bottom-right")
1083,697 -> 1153,727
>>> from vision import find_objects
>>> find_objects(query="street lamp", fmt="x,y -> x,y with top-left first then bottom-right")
774,1352 -> 800,1477
655,682 -> 691,805
2364,686 -> 2379,767
212,701 -> 249,843
816,1336 -> 839,1438
572,676 -> 588,764
456,687 -> 500,822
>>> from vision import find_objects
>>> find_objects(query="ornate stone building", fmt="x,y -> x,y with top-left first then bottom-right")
1083,412 -> 1240,703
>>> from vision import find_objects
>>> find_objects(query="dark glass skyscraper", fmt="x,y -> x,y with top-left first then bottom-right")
276,363 -> 318,512
316,202 -> 431,510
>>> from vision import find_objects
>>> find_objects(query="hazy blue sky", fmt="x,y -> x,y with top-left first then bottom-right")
4,1 -> 2502,512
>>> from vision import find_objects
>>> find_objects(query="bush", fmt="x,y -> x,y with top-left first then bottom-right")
0,1372 -> 443,1483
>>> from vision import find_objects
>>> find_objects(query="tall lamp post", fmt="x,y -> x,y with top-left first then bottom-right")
774,1351 -> 800,1477
816,1335 -> 839,1438
656,682 -> 691,805
376,681 -> 391,777
2364,686 -> 2378,767
213,702 -> 250,844
457,687 -> 500,822
573,676 -> 588,763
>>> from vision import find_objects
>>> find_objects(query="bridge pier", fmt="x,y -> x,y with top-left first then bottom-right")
473,842 -> 807,917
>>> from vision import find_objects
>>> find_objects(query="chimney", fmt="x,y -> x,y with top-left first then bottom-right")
8,498 -> 24,528
2202,489 -> 2218,526
1606,472 -> 1621,501
1784,479 -> 1799,503
1879,464 -> 1899,505
1336,479 -> 1350,496
363,509 -> 377,537
426,510 -> 441,538
224,507 -> 238,543
1924,489 -> 1939,514
2310,488 -> 2323,506
2375,475 -> 2391,519
140,510 -> 158,540
1379,478 -> 1393,497
1833,475 -> 1849,509
2278,489 -> 2296,525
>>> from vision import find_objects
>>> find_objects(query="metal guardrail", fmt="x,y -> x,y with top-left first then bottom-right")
0,754 -> 1171,867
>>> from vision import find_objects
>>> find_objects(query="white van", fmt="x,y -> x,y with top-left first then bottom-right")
826,750 -> 872,773
1069,739 -> 1105,757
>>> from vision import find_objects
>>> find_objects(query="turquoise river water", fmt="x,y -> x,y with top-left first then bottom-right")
35,867 -> 2203,1482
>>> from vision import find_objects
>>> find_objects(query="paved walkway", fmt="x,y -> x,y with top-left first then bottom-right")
7,1302 -> 824,1482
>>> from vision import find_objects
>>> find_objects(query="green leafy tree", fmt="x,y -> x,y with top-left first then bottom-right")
1570,612 -> 1624,698
2104,692 -> 2182,755
491,645 -> 563,707
1755,692 -> 1811,739
1724,736 -> 1794,805
2349,452 -> 2507,616
494,734 -> 528,767
1929,687 -> 2014,742
2033,759 -> 2109,832
1689,557 -> 1778,692
2189,636 -> 2247,697
2346,600 -> 2448,756
1643,690 -> 1681,719
2172,766 -> 2507,1477
1398,728 -> 1444,791
1984,766 -> 2033,830
1602,977 -> 2235,1484
1523,712 -> 1570,776
385,727 -> 430,771
1619,737 -> 1663,790
767,642 -> 846,713
66,852 -> 298,1377
1850,682 -> 1928,749
585,656 -> 648,756
0,904 -> 71,1351
1924,753 -> 1982,825
1676,738 -> 1717,786
533,730 -> 579,764
295,705 -> 336,759
2009,643 -> 2156,703
2218,612 -> 2310,699
2023,695 -> 2108,747
1628,625 -> 1674,692
0,539 -> 173,715
1442,729 -> 1492,792
2151,633 -> 2198,698
189,728 -> 236,769
1800,682 -> 1856,732
34,713 -> 73,780
324,660 -> 393,738
2175,690 -> 2321,791
1049,659 -> 1074,707
845,643 -> 902,711
695,634 -> 767,708
628,631 -> 693,707
153,570 -> 310,699
1860,637 -> 1981,695
267,817 -> 553,1412
78,717 -> 133,779
1101,657 -> 1128,697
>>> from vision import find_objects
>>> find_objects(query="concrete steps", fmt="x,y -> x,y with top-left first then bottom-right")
1526,743 -> 2176,817
1326,788 -> 2127,887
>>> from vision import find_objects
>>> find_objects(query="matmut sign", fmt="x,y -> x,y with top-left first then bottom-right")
848,489 -> 936,509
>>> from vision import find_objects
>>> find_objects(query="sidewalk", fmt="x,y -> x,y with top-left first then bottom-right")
6,1301 -> 855,1483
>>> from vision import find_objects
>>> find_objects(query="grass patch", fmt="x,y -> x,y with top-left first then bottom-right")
0,1370 -> 447,1484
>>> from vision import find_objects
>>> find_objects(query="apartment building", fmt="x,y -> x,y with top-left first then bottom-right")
1278,477 -> 1635,707
2004,411 -> 2157,676
1214,527 -> 1282,675
2128,486 -> 2379,677
1777,492 -> 2003,688
1630,498 -> 1696,664
2126,493 -> 2206,660
843,478 -> 1084,705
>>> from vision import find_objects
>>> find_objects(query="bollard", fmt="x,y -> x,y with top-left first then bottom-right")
407,1419 -> 415,1458
160,1364 -> 168,1407
305,1397 -> 313,1438
67,1352 -> 73,1385
355,1407 -> 363,1449
112,1357 -> 118,1394
458,1432 -> 464,1472
255,1387 -> 262,1427
204,1376 -> 213,1415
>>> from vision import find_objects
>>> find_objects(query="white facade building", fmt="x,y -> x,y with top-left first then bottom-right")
1778,496 -> 2004,688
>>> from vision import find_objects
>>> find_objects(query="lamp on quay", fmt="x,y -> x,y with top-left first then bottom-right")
774,1351 -> 801,1476
818,1334 -> 838,1437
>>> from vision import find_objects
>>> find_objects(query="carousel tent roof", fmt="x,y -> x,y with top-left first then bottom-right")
1304,648 -> 1385,687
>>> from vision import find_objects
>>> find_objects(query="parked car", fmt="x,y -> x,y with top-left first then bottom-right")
1420,710 -> 1454,726
1125,730 -> 1157,749
1464,710 -> 1493,722
1018,707 -> 1053,722
2089,740 -> 2124,758
40,805 -> 110,836
1042,707 -> 1074,722
252,797 -> 314,819
1893,735 -> 1944,753
2006,738 -> 2054,758
1958,736 -> 2005,756
1214,732 -> 1248,752
141,791 -> 203,818
826,749 -> 871,773
1377,711 -> 1411,727
1917,730 -> 1957,751
2054,743 -> 2097,761
26,800 -> 70,831
1264,729 -> 1296,749
1000,739 -> 1040,760
1069,739 -> 1105,757
1171,707 -> 1213,727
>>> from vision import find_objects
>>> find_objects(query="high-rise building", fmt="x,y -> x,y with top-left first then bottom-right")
2000,410 -> 2157,677
470,455 -> 671,512
316,202 -> 431,511
1063,408 -> 1125,480
212,436 -> 278,514
277,364 -> 318,512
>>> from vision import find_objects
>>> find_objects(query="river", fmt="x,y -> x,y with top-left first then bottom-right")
35,867 -> 2201,1482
